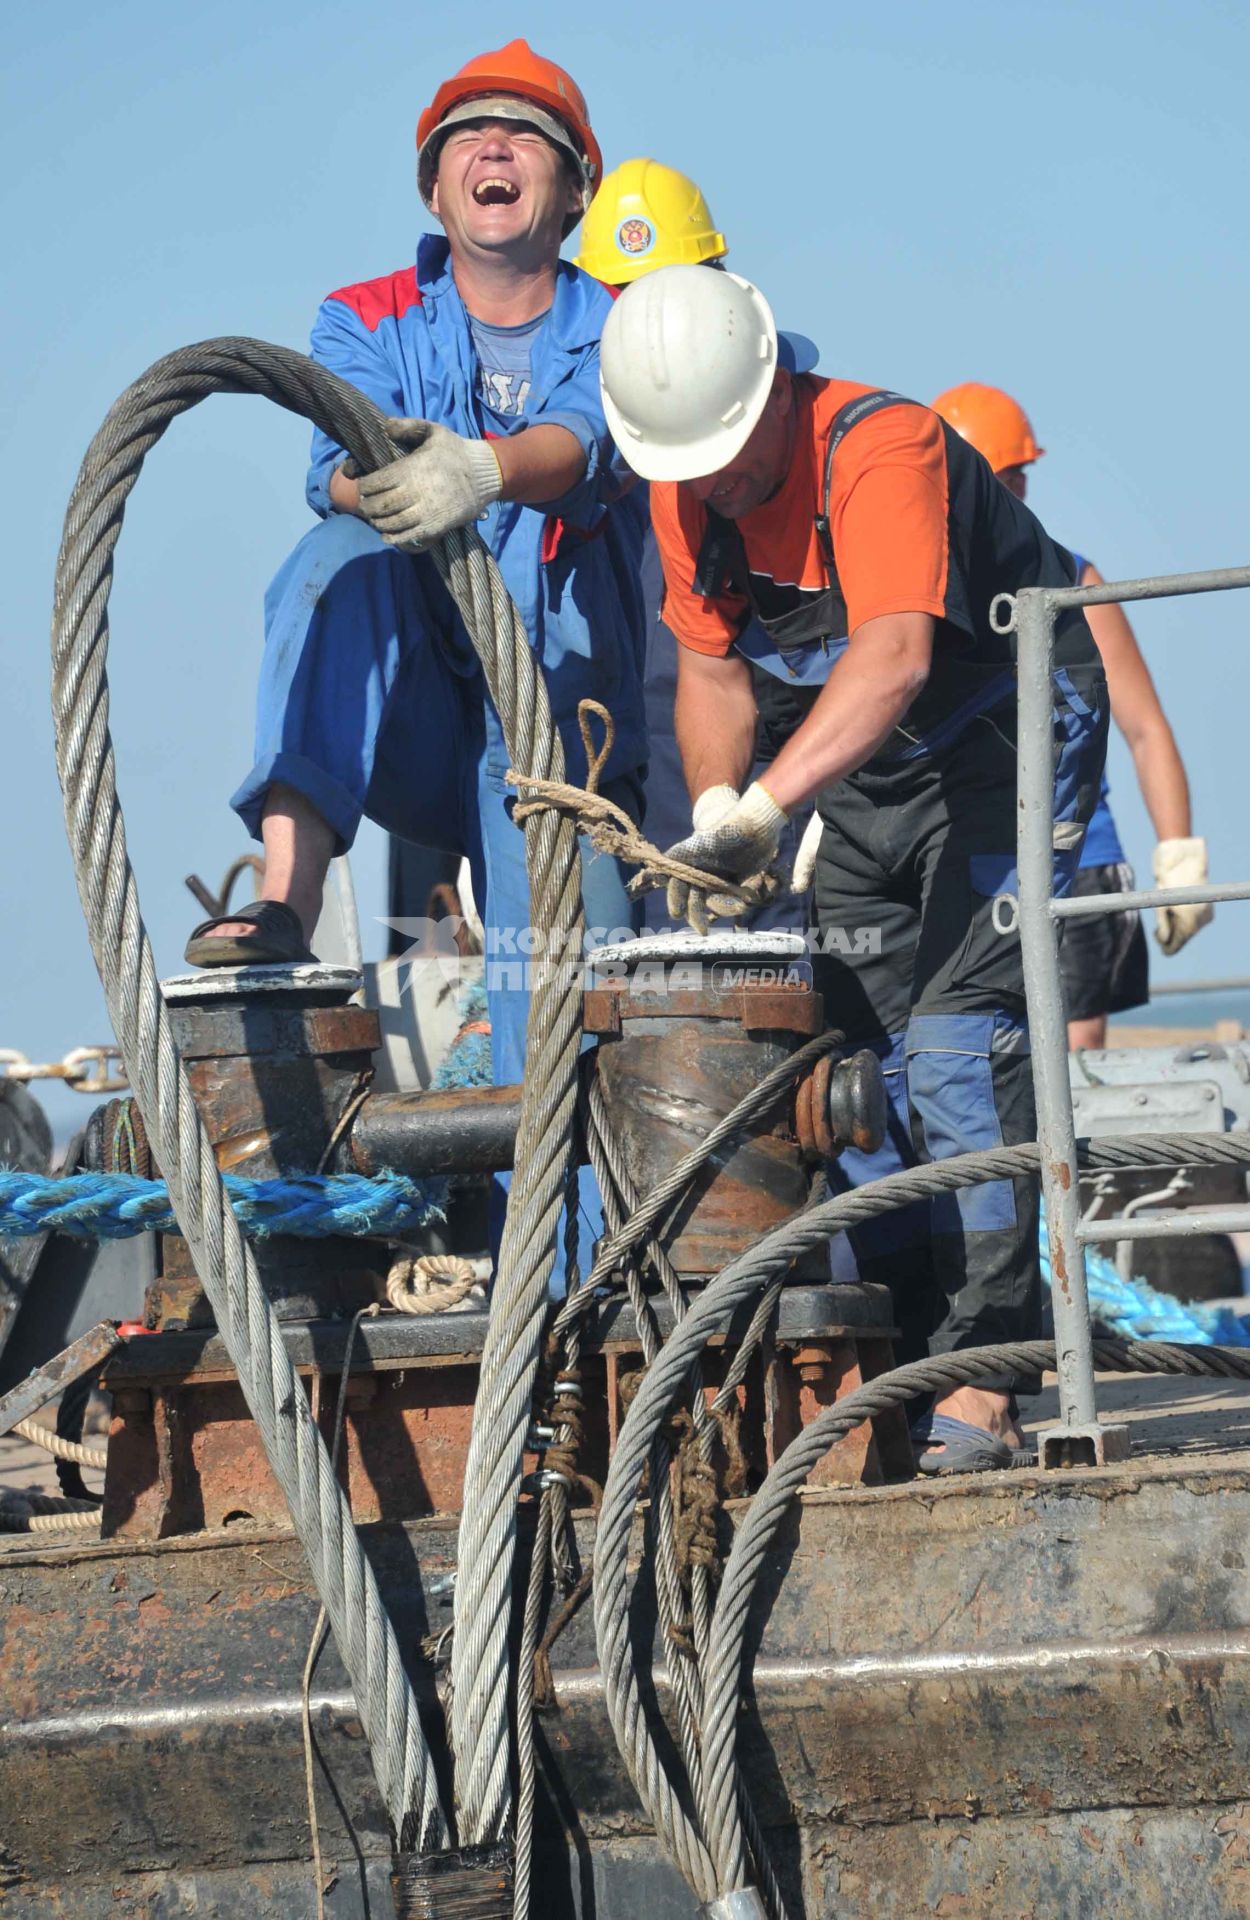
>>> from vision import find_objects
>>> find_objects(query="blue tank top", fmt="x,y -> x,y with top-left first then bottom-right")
1069,549 -> 1124,866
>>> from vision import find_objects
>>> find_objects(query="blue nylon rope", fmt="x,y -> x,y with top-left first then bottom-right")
0,982 -> 498,1243
1040,1213 -> 1250,1347
0,1169 -> 445,1240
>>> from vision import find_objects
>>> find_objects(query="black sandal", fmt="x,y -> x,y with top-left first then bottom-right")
183,900 -> 314,969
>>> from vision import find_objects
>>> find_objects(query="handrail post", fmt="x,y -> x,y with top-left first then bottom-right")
1011,588 -> 1129,1468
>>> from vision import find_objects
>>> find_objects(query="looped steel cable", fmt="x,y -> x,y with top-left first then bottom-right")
50,336 -> 520,1850
592,1129 -> 1250,1904
698,1332 -> 1250,1892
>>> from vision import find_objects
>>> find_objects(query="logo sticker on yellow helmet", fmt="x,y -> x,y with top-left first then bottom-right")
616,217 -> 655,257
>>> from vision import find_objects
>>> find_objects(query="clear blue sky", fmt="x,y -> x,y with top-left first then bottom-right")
4,0 -> 1248,1138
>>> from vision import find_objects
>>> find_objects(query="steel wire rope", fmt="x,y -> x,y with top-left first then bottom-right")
49,335 -> 587,1850
582,1085 -> 715,1889
552,1028 -> 843,1337
514,1164 -> 583,1920
302,1301 -> 380,1920
585,1053 -> 807,1920
51,338 -> 441,1845
417,511 -> 602,1842
591,1129 -> 1250,1904
585,1111 -> 790,1920
577,1077 -> 792,1915
585,1075 -> 720,1661
699,1332 -> 1250,1894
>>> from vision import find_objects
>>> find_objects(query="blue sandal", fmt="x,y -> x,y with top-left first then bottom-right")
911,1413 -> 1036,1476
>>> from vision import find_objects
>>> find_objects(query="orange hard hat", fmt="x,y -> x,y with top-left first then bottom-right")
930,382 -> 1044,474
416,40 -> 601,219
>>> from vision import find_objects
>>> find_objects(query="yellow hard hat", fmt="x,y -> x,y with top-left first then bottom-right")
575,157 -> 727,284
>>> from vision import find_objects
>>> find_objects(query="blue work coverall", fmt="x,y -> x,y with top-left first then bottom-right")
232,235 -> 647,1269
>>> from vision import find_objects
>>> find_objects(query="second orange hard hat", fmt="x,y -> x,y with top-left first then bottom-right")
931,382 -> 1044,474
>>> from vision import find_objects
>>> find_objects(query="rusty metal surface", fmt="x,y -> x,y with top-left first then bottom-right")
178,1048 -> 374,1182
346,1085 -> 524,1177
824,1048 -> 888,1155
99,1291 -> 889,1539
96,1285 -> 894,1539
99,1284 -> 896,1386
800,1804 -> 1250,1919
7,1458 -> 1250,1912
99,1361 -> 583,1539
763,1336 -> 911,1490
0,1323 -> 121,1438
793,1049 -> 888,1162
593,1013 -> 821,1277
130,990 -> 383,1330
151,1235 -> 388,1332
168,1002 -> 381,1062
584,975 -> 823,1036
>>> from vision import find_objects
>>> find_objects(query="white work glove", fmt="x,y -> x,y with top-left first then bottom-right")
790,810 -> 825,895
355,419 -> 502,551
662,781 -> 789,936
1153,836 -> 1214,956
691,784 -> 741,832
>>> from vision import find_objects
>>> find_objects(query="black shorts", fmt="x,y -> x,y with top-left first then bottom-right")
1059,862 -> 1150,1021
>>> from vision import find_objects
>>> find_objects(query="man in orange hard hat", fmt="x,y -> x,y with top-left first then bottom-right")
190,42 -> 649,1282
933,383 -> 1209,1048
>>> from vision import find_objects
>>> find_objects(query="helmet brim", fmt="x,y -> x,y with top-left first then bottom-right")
417,93 -> 592,236
601,376 -> 772,484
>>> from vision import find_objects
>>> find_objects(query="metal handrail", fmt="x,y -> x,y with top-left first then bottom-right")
1078,1208 -> 1250,1244
1000,561 -> 1250,1467
1054,880 -> 1250,918
1148,977 -> 1250,998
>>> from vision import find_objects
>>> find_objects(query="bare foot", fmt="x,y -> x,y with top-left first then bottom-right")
199,785 -> 333,944
197,904 -> 314,943
927,1384 -> 1025,1453
200,917 -> 274,941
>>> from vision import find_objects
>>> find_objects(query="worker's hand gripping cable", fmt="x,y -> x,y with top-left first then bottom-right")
352,416 -> 504,550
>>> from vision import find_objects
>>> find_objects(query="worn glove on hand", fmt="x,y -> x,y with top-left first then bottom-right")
691,784 -> 741,832
663,781 -> 789,935
356,419 -> 502,551
791,810 -> 825,894
1153,836 -> 1214,955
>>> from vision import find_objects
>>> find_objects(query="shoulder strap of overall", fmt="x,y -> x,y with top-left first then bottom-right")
814,389 -> 915,569
693,507 -> 742,599
694,387 -> 918,598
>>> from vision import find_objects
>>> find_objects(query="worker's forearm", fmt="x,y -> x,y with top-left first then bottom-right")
327,423 -> 585,516
492,423 -> 585,505
762,621 -> 931,813
1129,723 -> 1192,842
1083,577 -> 1192,842
675,654 -> 757,798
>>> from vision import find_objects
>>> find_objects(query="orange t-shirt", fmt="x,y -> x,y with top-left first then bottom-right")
649,377 -> 954,657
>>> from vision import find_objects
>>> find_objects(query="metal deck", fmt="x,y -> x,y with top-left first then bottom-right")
5,1371 -> 1250,1916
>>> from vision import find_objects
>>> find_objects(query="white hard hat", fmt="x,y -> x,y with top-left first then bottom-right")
600,265 -> 779,482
